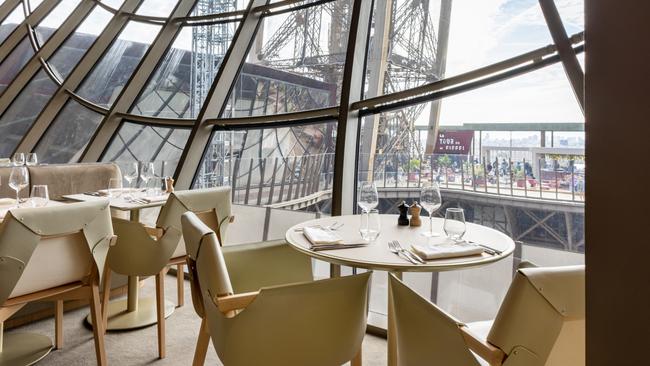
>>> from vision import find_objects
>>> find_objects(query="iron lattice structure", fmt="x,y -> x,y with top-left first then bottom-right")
258,0 -> 442,157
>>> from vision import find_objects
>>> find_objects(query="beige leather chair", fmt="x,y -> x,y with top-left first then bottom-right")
181,211 -> 369,366
389,265 -> 585,366
0,201 -> 113,366
101,217 -> 181,359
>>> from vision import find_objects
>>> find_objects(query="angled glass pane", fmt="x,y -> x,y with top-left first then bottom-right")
34,99 -> 104,163
0,37 -> 35,94
555,0 -> 583,33
46,5 -> 115,80
75,21 -> 161,108
365,0 -> 554,98
0,69 -> 56,157
135,0 -> 178,18
34,0 -> 81,45
28,0 -> 44,11
194,121 -> 336,213
130,23 -> 238,118
221,0 -> 351,118
190,0 -> 248,15
0,3 -> 25,44
101,122 -> 190,174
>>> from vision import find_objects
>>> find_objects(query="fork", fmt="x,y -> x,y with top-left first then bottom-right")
388,241 -> 418,264
394,240 -> 426,264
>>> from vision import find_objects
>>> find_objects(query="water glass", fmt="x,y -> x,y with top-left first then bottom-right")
357,181 -> 379,213
12,153 -> 25,166
444,208 -> 466,241
30,185 -> 49,207
26,153 -> 38,166
420,181 -> 442,237
108,178 -> 123,198
9,166 -> 29,205
359,209 -> 381,242
147,177 -> 164,197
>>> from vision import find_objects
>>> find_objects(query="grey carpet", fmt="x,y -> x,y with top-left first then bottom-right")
6,274 -> 388,365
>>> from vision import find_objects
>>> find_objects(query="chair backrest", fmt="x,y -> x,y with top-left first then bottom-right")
157,187 -> 231,258
487,265 -> 585,366
0,201 -> 113,304
182,212 -> 370,366
388,274 -> 481,366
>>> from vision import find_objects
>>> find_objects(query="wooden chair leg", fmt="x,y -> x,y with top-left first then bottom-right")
55,300 -> 64,349
156,270 -> 166,359
176,264 -> 184,307
351,347 -> 362,366
192,318 -> 210,366
101,265 -> 112,332
90,282 -> 108,366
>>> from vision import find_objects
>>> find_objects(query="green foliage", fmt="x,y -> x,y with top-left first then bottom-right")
437,155 -> 451,167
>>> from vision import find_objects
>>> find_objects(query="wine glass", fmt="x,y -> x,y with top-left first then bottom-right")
123,162 -> 138,188
444,208 -> 466,242
26,153 -> 38,166
12,153 -> 25,166
140,162 -> 155,187
357,181 -> 378,213
420,181 -> 442,237
359,209 -> 381,242
108,178 -> 123,198
30,185 -> 49,207
9,166 -> 29,206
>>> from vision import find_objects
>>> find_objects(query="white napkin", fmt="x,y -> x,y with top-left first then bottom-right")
411,240 -> 484,260
141,194 -> 169,203
303,226 -> 342,245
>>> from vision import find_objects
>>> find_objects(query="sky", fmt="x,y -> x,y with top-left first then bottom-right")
436,0 -> 585,126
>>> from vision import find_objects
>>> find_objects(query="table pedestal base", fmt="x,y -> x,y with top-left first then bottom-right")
86,298 -> 175,330
0,332 -> 52,366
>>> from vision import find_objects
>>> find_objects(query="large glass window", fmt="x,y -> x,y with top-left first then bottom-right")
75,21 -> 161,108
221,0 -> 351,118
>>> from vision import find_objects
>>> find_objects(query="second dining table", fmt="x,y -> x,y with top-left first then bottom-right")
285,214 -> 516,366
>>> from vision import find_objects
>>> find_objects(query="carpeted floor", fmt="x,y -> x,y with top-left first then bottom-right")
6,274 -> 388,365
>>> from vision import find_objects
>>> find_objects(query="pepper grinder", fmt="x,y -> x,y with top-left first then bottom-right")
409,201 -> 422,227
164,176 -> 175,193
397,201 -> 410,226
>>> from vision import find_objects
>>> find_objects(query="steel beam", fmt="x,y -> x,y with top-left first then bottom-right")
331,0 -> 372,216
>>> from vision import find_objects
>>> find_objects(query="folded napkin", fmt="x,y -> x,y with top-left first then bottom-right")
411,240 -> 484,260
303,226 -> 342,245
0,198 -> 16,206
141,194 -> 169,203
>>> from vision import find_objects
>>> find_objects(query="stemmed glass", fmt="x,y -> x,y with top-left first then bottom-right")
444,208 -> 466,242
12,153 -> 25,166
122,162 -> 139,198
357,182 -> 379,235
140,162 -> 155,195
420,181 -> 442,237
26,153 -> 38,166
9,166 -> 29,206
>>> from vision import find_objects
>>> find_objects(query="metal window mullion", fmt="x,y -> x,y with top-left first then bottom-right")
80,0 -> 199,162
538,0 -> 584,113
174,0 -> 270,189
0,0 -> 96,120
0,0 -> 63,63
331,0 -> 372,216
14,0 -> 142,153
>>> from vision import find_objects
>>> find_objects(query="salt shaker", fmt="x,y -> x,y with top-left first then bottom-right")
409,201 -> 422,227
397,201 -> 410,226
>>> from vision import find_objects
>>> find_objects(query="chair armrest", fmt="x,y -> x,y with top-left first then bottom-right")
216,291 -> 259,314
460,326 -> 505,366
143,225 -> 164,239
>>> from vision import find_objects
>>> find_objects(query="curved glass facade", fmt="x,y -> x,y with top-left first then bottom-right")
0,0 -> 585,323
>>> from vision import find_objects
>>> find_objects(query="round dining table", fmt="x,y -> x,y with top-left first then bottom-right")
285,214 -> 515,366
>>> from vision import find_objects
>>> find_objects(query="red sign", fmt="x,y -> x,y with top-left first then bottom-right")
434,131 -> 474,155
